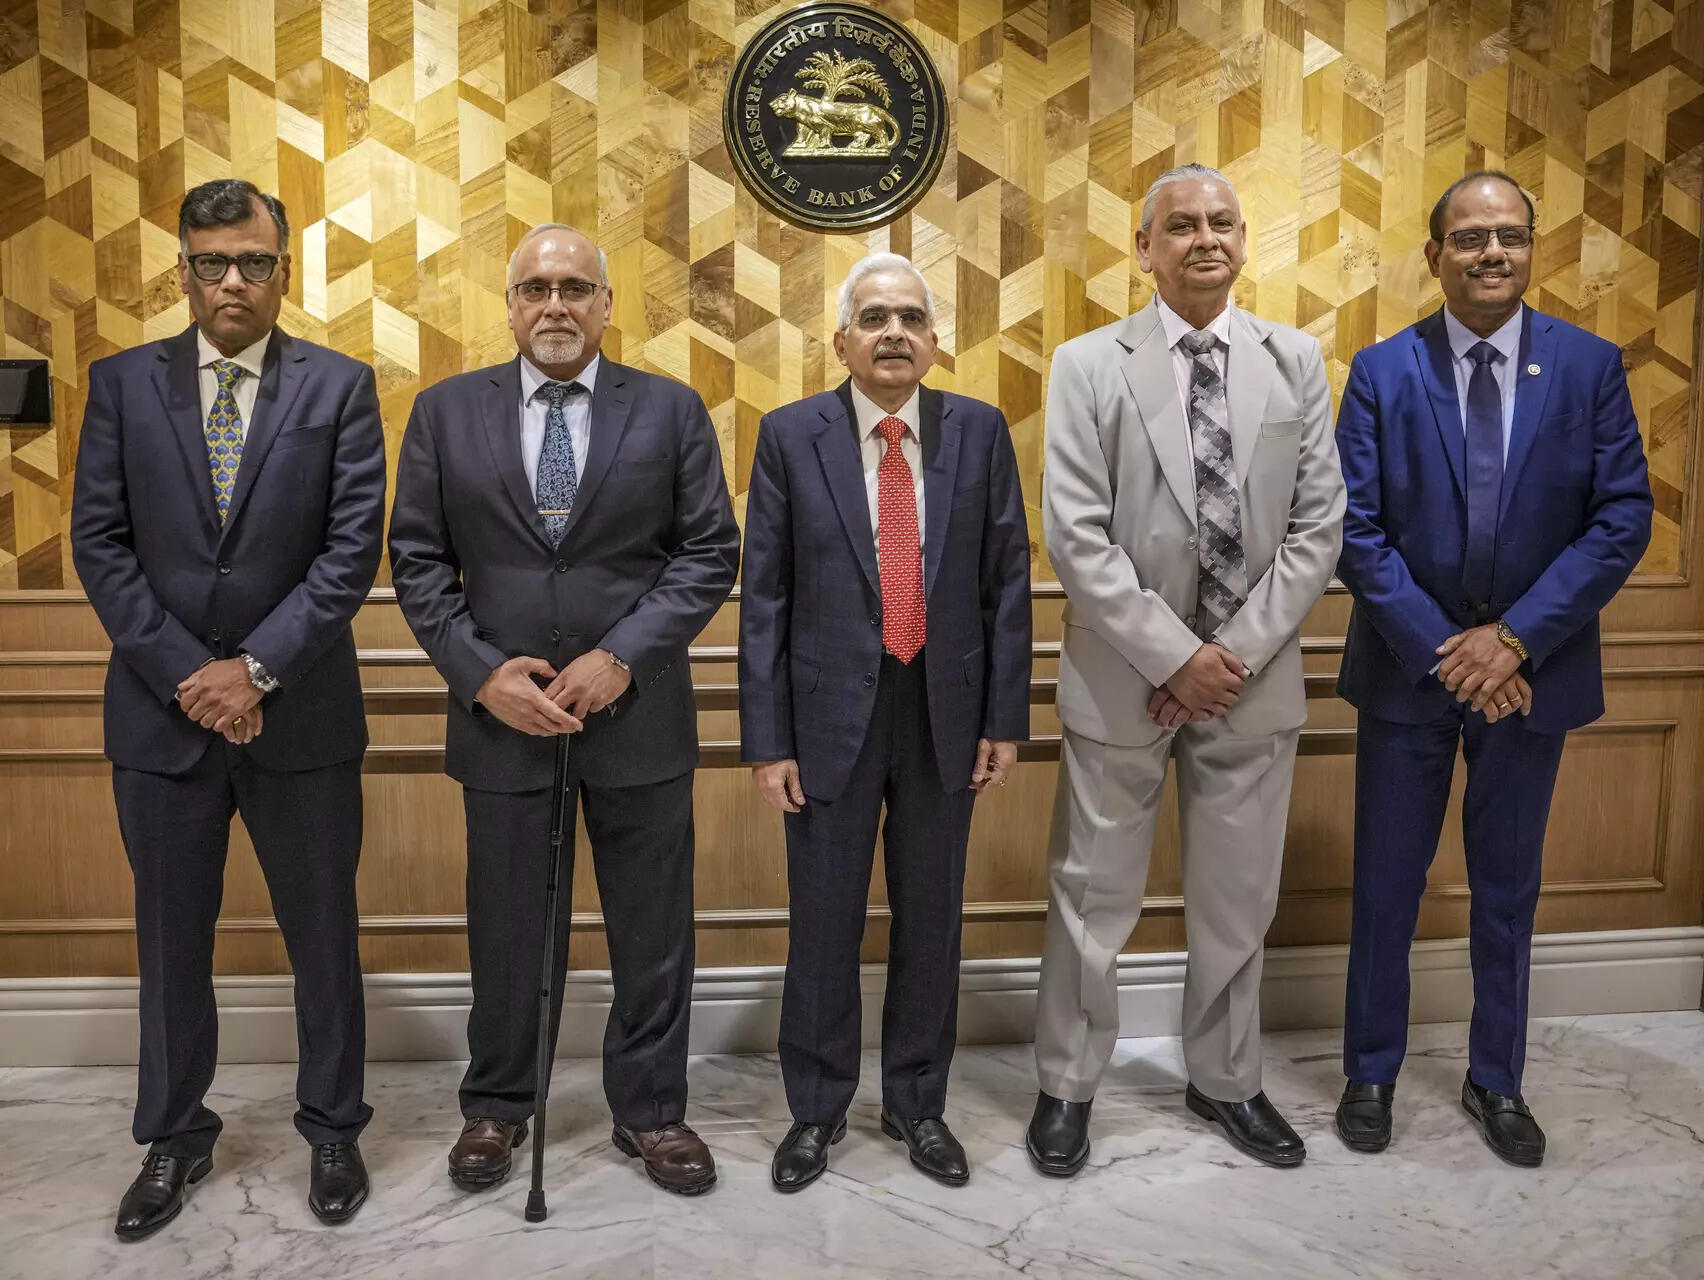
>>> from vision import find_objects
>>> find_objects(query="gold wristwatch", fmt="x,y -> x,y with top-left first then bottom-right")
1495,620 -> 1528,663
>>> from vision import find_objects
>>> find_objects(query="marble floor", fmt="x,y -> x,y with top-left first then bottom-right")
1,1013 -> 1701,1279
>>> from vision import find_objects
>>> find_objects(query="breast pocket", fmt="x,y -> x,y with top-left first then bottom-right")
1261,417 -> 1304,438
617,455 -> 674,477
274,421 -> 336,450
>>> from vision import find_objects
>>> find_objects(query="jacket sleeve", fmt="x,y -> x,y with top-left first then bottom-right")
70,361 -> 213,703
737,413 -> 796,762
979,408 -> 1032,740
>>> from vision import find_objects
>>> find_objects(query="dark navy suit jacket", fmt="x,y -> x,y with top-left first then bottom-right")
70,324 -> 387,774
739,381 -> 1032,801
1335,305 -> 1653,732
388,357 -> 739,792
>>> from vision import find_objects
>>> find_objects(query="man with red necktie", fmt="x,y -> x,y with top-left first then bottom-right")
739,253 -> 1032,1192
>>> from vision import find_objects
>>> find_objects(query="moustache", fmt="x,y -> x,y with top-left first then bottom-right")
1466,264 -> 1512,278
874,346 -> 912,359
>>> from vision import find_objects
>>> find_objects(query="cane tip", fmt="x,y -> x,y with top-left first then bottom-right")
525,1191 -> 547,1222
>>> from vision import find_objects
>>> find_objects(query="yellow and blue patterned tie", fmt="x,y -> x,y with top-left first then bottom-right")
204,359 -> 245,524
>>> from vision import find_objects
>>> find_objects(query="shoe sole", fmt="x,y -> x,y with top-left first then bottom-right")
114,1155 -> 214,1242
1185,1092 -> 1306,1168
1334,1114 -> 1391,1154
1459,1096 -> 1544,1168
771,1121 -> 847,1193
610,1126 -> 718,1196
309,1181 -> 369,1225
880,1114 -> 970,1186
448,1123 -> 528,1190
1024,1132 -> 1090,1178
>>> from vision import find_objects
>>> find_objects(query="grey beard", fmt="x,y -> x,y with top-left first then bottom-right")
532,330 -> 584,364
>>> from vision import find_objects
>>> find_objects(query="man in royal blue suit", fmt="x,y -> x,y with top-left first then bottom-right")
1334,171 -> 1652,1165
72,180 -> 386,1236
740,253 -> 1031,1191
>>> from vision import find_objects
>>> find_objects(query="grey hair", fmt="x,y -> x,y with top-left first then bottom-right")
507,223 -> 609,287
179,179 -> 289,251
835,253 -> 936,331
1139,163 -> 1239,233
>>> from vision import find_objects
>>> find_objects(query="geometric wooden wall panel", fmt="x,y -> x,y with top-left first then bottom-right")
0,0 -> 1697,588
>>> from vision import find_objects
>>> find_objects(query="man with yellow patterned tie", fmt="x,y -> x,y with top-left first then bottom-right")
71,179 -> 387,1238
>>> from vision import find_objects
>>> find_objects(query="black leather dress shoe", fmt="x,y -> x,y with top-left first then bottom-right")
308,1142 -> 370,1223
1185,1084 -> 1306,1167
1026,1091 -> 1092,1177
114,1152 -> 213,1241
1335,1080 -> 1395,1153
880,1111 -> 969,1186
1461,1075 -> 1545,1167
771,1118 -> 847,1192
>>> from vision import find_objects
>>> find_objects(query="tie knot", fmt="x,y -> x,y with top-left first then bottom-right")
1469,341 -> 1499,367
1179,329 -> 1217,357
538,379 -> 585,408
875,415 -> 908,446
212,360 -> 244,390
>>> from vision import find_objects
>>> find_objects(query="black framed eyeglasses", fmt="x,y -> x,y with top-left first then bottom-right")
1441,225 -> 1534,253
854,305 -> 930,332
510,278 -> 603,306
186,252 -> 281,283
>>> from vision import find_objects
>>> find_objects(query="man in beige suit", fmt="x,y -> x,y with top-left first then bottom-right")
1027,164 -> 1345,1174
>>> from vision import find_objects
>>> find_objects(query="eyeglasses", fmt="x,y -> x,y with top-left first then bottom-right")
1440,226 -> 1534,253
510,278 -> 603,306
853,306 -> 930,332
186,252 -> 281,283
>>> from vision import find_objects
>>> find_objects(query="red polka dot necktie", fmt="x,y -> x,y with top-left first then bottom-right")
875,415 -> 926,663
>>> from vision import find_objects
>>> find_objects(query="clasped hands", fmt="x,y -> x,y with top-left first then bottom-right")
1147,643 -> 1246,730
1435,625 -> 1533,723
475,650 -> 632,737
177,658 -> 263,744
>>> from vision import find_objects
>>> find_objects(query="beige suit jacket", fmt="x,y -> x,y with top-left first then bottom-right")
1043,300 -> 1346,747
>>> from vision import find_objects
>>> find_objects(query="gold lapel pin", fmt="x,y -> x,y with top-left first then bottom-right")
1527,363 -> 1541,375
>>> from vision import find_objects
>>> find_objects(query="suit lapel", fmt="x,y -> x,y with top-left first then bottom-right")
816,383 -> 880,597
1225,309 -> 1273,482
557,358 -> 634,543
481,357 -> 553,550
1117,304 -> 1197,525
919,385 -> 959,599
150,325 -> 221,534
220,330 -> 308,539
1413,308 -> 1467,502
1500,305 -> 1556,519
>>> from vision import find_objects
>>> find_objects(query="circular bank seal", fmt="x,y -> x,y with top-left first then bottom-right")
723,4 -> 949,232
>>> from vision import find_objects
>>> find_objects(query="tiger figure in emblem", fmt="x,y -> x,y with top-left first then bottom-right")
771,88 -> 900,156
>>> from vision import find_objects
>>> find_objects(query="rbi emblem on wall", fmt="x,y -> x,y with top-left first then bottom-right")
723,4 -> 949,232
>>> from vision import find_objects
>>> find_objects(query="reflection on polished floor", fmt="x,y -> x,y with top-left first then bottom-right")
1,1012 -> 1699,1279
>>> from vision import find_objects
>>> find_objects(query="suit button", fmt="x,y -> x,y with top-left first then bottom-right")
870,613 -> 881,627
555,560 -> 567,573
210,627 -> 222,642
1186,536 -> 1198,549
217,561 -> 231,575
863,673 -> 876,688
550,628 -> 561,642
1185,616 -> 1196,629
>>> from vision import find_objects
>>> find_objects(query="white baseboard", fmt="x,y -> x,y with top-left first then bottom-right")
2,926 -> 1699,1067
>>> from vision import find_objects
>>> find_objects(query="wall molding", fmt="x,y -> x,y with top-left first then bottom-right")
2,926 -> 1698,1067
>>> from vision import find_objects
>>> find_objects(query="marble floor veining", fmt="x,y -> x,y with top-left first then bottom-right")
1,1013 -> 1701,1279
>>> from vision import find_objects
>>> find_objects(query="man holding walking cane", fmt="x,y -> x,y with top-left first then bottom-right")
390,223 -> 740,1201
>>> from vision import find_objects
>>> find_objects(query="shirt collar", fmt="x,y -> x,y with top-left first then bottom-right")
1155,295 -> 1234,351
849,380 -> 921,442
521,351 -> 601,401
1443,305 -> 1522,366
196,329 -> 271,379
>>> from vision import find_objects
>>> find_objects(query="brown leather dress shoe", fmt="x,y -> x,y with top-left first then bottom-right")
448,1118 -> 528,1189
611,1122 -> 717,1195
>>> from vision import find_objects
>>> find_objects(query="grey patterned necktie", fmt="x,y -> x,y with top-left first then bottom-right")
1178,329 -> 1247,639
535,379 -> 586,543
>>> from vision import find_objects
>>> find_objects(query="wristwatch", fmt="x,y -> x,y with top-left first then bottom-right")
242,651 -> 280,693
604,650 -> 631,674
1494,621 -> 1529,664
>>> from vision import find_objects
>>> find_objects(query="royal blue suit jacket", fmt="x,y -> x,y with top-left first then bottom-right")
70,325 -> 387,774
1335,305 -> 1652,732
739,381 -> 1032,802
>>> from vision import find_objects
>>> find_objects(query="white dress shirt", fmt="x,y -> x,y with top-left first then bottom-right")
196,330 -> 270,440
849,381 -> 925,551
519,352 -> 600,492
1442,305 -> 1521,461
1155,295 -> 1234,432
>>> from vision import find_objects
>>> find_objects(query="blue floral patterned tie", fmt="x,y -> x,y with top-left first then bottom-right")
204,360 -> 245,524
535,380 -> 585,543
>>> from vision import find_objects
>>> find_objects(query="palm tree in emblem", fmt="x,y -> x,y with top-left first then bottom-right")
772,50 -> 901,157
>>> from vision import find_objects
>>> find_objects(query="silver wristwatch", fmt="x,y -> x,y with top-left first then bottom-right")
242,652 -> 280,693
605,650 -> 631,674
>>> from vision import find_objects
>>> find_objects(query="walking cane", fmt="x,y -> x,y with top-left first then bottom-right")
525,728 -> 573,1223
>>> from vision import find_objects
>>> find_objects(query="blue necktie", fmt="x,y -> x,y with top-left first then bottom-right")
205,360 -> 246,524
1462,340 -> 1503,610
535,380 -> 586,543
